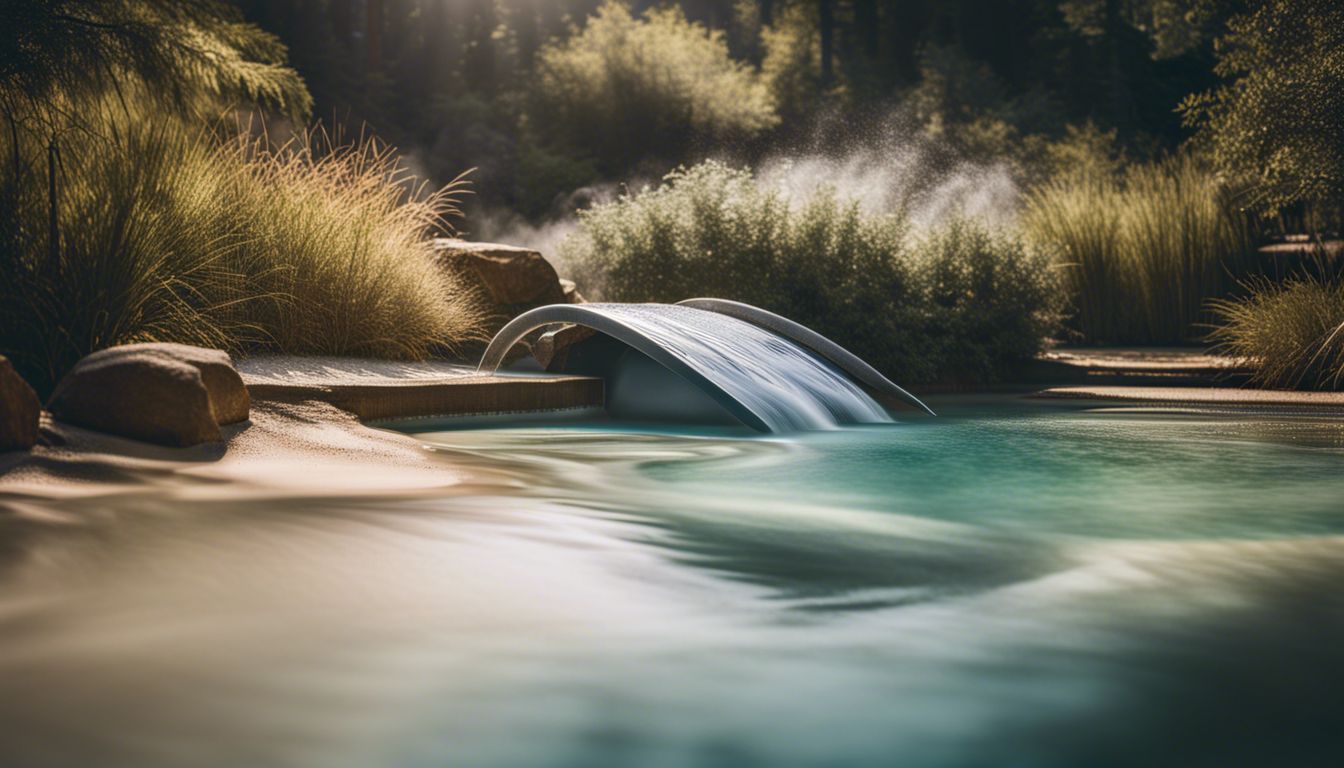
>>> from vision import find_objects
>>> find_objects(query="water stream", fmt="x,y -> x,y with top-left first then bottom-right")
481,303 -> 896,431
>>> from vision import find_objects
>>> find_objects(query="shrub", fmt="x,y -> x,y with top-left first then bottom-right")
1021,154 -> 1256,344
0,105 -> 482,395
921,219 -> 1065,384
561,161 -> 1062,384
533,1 -> 777,173
1209,278 -> 1344,390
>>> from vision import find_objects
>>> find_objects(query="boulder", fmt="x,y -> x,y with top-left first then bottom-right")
48,344 -> 250,447
0,356 -> 40,452
434,239 -> 567,309
532,324 -> 598,371
73,343 -> 248,425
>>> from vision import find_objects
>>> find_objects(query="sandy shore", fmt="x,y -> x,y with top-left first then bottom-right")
0,400 -> 496,503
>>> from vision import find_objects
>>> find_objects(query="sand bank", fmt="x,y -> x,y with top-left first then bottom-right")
0,400 -> 501,503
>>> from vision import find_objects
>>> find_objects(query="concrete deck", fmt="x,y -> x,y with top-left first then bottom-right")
238,356 -> 604,422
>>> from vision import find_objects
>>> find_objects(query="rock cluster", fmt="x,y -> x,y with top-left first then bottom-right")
48,343 -> 250,447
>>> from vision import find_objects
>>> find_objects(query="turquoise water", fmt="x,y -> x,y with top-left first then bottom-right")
3,398 -> 1344,766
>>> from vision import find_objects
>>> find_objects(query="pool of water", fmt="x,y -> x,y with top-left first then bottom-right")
3,397 -> 1344,767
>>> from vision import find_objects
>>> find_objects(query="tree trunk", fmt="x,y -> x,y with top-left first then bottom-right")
855,0 -> 878,60
466,0 -> 497,92
366,0 -> 384,72
1105,0 -> 1129,128
819,0 -> 834,87
330,0 -> 353,50
515,1 -> 540,68
760,0 -> 773,26
888,0 -> 925,85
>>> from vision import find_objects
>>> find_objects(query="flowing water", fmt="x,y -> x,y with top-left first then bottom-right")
483,303 -> 895,431
3,398 -> 1344,767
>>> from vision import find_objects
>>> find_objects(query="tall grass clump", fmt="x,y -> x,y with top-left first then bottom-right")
204,129 -> 482,358
534,1 -> 777,173
0,105 -> 482,395
1209,277 -> 1344,390
562,161 -> 1062,384
1022,154 -> 1256,344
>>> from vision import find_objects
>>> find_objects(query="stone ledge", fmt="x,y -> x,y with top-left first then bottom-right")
1040,347 -> 1247,373
238,356 -> 603,422
247,376 -> 604,422
1032,385 -> 1344,411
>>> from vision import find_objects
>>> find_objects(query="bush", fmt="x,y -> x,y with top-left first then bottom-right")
561,161 -> 1062,385
1209,278 -> 1344,390
1021,154 -> 1256,344
921,219 -> 1066,383
0,105 -> 482,395
533,1 -> 777,174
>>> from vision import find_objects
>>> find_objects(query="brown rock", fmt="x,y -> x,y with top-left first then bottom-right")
0,356 -> 40,452
47,343 -> 250,447
72,343 -> 249,425
49,354 -> 220,447
434,239 -> 567,307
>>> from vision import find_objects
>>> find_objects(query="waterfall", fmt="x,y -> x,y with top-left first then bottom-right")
479,302 -> 931,432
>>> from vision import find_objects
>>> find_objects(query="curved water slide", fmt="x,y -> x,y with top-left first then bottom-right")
477,301 -> 933,432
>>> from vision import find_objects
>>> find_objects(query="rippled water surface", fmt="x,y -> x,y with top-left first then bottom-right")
3,398 -> 1344,767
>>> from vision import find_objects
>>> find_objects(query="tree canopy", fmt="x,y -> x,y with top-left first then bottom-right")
0,0 -> 311,127
1183,0 -> 1344,213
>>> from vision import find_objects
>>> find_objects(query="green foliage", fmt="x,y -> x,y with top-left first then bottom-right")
1015,122 -> 1127,195
561,161 -> 1062,384
0,0 -> 311,124
0,105 -> 481,395
533,1 -> 777,173
920,219 -> 1067,383
1059,0 -> 1223,59
1022,154 -> 1256,344
1183,0 -> 1344,213
512,140 -> 601,220
760,2 -> 821,118
1210,277 -> 1344,389
234,0 -> 1242,216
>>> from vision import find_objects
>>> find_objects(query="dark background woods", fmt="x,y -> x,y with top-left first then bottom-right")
229,1 -> 1230,220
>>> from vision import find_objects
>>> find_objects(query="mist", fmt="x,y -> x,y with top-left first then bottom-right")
472,135 -> 1020,274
